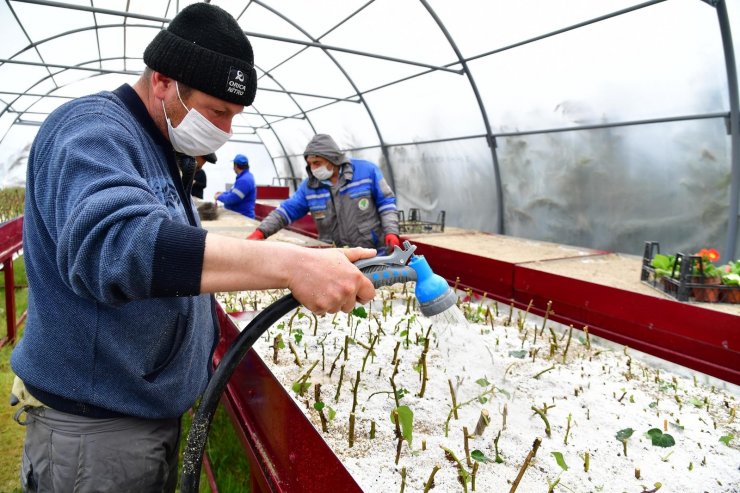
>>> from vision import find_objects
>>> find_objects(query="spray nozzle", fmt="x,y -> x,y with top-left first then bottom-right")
355,241 -> 456,317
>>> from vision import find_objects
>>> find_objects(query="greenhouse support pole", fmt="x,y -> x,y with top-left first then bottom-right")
716,0 -> 740,260
419,0 -> 505,234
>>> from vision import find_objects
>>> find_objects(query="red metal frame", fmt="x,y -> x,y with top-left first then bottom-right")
214,307 -> 362,493
0,216 -> 25,347
256,186 -> 290,200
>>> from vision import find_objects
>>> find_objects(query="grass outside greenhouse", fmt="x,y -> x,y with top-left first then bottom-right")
0,188 -> 250,491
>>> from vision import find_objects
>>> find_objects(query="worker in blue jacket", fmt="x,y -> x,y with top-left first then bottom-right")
248,134 -> 401,252
215,153 -> 256,218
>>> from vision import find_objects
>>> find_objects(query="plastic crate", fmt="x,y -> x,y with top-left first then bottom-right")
640,241 -> 740,303
398,208 -> 445,234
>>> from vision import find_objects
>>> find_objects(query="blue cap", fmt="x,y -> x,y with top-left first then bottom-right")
233,154 -> 248,166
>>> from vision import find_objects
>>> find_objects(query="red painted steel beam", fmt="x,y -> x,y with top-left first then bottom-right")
0,216 -> 23,261
0,217 -> 24,347
514,266 -> 740,384
3,260 -> 17,347
214,307 -> 362,493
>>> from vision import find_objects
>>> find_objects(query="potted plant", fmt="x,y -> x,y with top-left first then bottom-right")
689,248 -> 722,302
649,253 -> 684,297
719,260 -> 740,304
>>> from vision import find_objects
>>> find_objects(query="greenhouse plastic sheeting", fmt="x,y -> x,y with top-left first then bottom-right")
0,0 -> 738,257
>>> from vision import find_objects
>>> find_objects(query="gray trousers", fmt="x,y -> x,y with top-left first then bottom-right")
18,406 -> 180,493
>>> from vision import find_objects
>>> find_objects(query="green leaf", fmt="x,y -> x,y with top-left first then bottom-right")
719,434 -> 734,446
478,396 -> 488,404
352,306 -> 368,318
313,401 -> 325,411
508,350 -> 527,359
689,397 -> 704,408
651,254 -> 674,271
646,428 -> 675,447
391,406 -> 414,447
471,449 -> 492,463
326,407 -> 336,421
400,330 -> 409,337
413,363 -> 422,374
475,377 -> 491,387
277,340 -> 286,349
297,312 -> 306,319
551,451 -> 568,471
616,428 -> 634,441
291,381 -> 311,394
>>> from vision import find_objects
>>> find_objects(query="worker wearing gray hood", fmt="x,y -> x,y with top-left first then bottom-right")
249,134 -> 401,251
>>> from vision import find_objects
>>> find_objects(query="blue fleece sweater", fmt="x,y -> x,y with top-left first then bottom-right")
10,85 -> 218,419
216,168 -> 256,218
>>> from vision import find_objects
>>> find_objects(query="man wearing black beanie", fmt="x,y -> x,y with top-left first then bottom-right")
12,3 -> 377,491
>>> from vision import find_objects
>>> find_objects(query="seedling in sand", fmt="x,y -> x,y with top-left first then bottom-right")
616,428 -> 634,456
531,405 -> 551,438
509,437 -> 542,493
441,445 -> 471,493
719,434 -> 734,446
314,384 -> 328,432
546,451 -> 568,493
423,464 -> 440,493
646,428 -> 675,448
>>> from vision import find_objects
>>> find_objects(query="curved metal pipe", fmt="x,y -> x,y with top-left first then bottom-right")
418,0 -> 505,234
716,0 -> 740,260
250,0 -> 397,190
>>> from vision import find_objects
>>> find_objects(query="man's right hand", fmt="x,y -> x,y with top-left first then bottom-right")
201,235 -> 376,315
286,247 -> 376,315
246,230 -> 265,240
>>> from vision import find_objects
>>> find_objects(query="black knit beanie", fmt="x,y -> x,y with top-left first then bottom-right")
143,3 -> 257,106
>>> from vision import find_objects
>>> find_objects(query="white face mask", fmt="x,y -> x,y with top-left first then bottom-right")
312,165 -> 334,181
163,82 -> 232,156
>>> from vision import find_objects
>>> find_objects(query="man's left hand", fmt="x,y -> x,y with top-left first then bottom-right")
385,233 -> 401,250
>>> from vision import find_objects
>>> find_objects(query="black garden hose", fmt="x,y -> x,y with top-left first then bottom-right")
180,293 -> 299,493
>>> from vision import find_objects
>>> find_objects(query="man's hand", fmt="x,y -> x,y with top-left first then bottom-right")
247,230 -> 265,240
385,233 -> 401,250
201,236 -> 375,315
287,247 -> 376,315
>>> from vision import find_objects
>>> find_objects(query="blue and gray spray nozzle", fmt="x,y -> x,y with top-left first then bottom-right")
354,240 -> 457,317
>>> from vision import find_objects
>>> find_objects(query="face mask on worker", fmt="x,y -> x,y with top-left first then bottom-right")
163,82 -> 231,156
312,165 -> 334,181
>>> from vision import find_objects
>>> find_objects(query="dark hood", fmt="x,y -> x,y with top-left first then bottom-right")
303,134 -> 348,168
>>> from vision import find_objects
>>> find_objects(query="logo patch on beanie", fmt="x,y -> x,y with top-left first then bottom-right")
226,66 -> 247,98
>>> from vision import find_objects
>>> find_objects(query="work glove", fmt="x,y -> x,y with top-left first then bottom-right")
247,230 -> 266,240
385,233 -> 401,250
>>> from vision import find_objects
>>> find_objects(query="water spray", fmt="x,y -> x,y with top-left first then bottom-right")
181,241 -> 456,492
